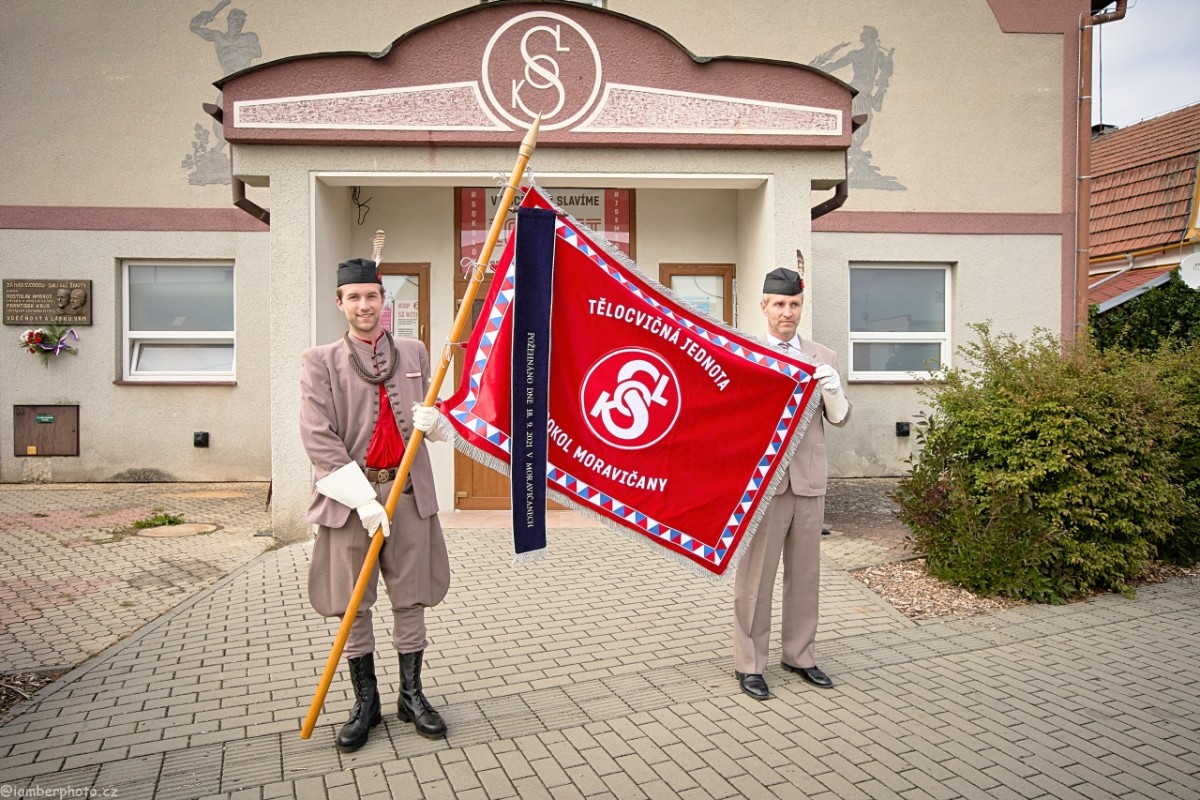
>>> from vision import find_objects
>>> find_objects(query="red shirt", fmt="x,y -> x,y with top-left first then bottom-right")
357,334 -> 404,468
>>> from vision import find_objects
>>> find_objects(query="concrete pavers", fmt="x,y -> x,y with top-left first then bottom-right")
1,481 -> 1198,798
0,483 -> 273,671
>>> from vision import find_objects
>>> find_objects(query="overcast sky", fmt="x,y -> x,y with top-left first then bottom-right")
1091,0 -> 1200,128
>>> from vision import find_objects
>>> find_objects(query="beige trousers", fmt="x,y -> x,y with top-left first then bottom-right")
733,491 -> 824,675
308,486 -> 450,658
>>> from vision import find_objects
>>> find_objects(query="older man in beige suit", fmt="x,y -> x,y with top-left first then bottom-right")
733,267 -> 851,700
300,257 -> 450,750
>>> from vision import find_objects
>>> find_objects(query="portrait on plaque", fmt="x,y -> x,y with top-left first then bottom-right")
3,280 -> 93,326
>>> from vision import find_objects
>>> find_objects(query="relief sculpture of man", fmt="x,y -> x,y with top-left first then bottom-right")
810,26 -> 904,190
184,1 -> 261,185
189,0 -> 260,76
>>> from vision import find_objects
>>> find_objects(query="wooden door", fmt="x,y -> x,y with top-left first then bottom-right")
451,290 -> 513,509
450,275 -> 567,511
452,185 -> 635,509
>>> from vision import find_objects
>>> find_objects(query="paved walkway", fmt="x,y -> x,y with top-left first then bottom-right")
0,483 -> 274,672
1,481 -> 1197,799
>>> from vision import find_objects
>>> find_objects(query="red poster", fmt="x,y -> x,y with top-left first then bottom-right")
459,187 -> 631,276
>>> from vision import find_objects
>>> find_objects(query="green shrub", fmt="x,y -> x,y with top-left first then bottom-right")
1092,270 -> 1200,564
1150,341 -> 1200,564
893,324 -> 1187,602
1090,269 -> 1200,352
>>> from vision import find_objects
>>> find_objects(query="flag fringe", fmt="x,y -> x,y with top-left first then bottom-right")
721,386 -> 824,577
511,548 -> 546,566
447,435 -> 509,479
434,415 -> 458,445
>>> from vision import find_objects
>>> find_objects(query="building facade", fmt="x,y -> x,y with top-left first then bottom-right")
1,1 -> 1092,542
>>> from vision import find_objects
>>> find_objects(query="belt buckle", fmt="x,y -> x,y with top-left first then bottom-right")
374,469 -> 391,484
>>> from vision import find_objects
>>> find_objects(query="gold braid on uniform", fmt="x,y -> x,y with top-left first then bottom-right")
343,331 -> 399,384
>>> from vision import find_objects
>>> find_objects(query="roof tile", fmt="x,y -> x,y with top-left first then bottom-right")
1087,263 -> 1177,306
1090,104 -> 1200,259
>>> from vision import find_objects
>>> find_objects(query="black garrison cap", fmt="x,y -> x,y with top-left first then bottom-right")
763,267 -> 804,295
336,258 -> 382,287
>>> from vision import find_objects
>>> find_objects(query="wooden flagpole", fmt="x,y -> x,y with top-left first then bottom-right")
300,117 -> 541,740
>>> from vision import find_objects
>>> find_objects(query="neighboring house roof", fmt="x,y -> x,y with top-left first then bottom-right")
1089,263 -> 1176,313
1090,103 -> 1200,260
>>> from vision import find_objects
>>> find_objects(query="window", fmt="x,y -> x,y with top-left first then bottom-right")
123,262 -> 235,382
660,264 -> 735,324
848,264 -> 950,380
381,263 -> 430,352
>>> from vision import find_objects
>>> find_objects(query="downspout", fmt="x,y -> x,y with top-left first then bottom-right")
1076,0 -> 1128,343
811,114 -> 865,220
204,101 -> 271,226
810,160 -> 848,220
233,178 -> 271,226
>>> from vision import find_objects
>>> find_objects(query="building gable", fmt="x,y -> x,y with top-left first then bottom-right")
215,0 -> 854,150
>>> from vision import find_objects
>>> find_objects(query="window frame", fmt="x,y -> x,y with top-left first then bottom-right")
659,263 -> 736,325
847,263 -> 951,382
121,260 -> 236,383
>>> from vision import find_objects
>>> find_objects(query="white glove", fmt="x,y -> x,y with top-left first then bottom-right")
411,403 -> 444,442
314,462 -> 390,538
814,363 -> 849,424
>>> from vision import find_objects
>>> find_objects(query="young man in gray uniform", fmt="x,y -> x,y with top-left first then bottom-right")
300,257 -> 450,750
733,267 -> 851,700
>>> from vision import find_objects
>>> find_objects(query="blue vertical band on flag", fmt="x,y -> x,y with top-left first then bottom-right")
511,206 -> 557,562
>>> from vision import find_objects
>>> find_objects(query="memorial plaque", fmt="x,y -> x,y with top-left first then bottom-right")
3,279 -> 93,326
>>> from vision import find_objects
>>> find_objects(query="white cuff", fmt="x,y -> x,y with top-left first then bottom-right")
314,462 -> 376,509
822,389 -> 849,425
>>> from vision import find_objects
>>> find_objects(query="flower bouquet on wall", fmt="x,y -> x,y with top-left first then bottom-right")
18,325 -> 79,367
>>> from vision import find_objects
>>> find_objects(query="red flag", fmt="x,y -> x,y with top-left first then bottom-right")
440,187 -> 821,577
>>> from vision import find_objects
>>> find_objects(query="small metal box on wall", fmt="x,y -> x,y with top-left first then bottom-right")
13,405 -> 79,457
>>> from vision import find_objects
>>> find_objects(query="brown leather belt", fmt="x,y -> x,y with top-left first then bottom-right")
365,466 -> 398,484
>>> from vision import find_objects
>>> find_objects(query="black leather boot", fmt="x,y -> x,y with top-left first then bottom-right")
336,653 -> 382,751
397,650 -> 447,739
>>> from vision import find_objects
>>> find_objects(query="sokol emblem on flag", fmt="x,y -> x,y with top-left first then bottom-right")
440,186 -> 822,577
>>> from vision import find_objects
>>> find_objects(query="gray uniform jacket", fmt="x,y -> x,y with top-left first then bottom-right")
299,334 -> 440,525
